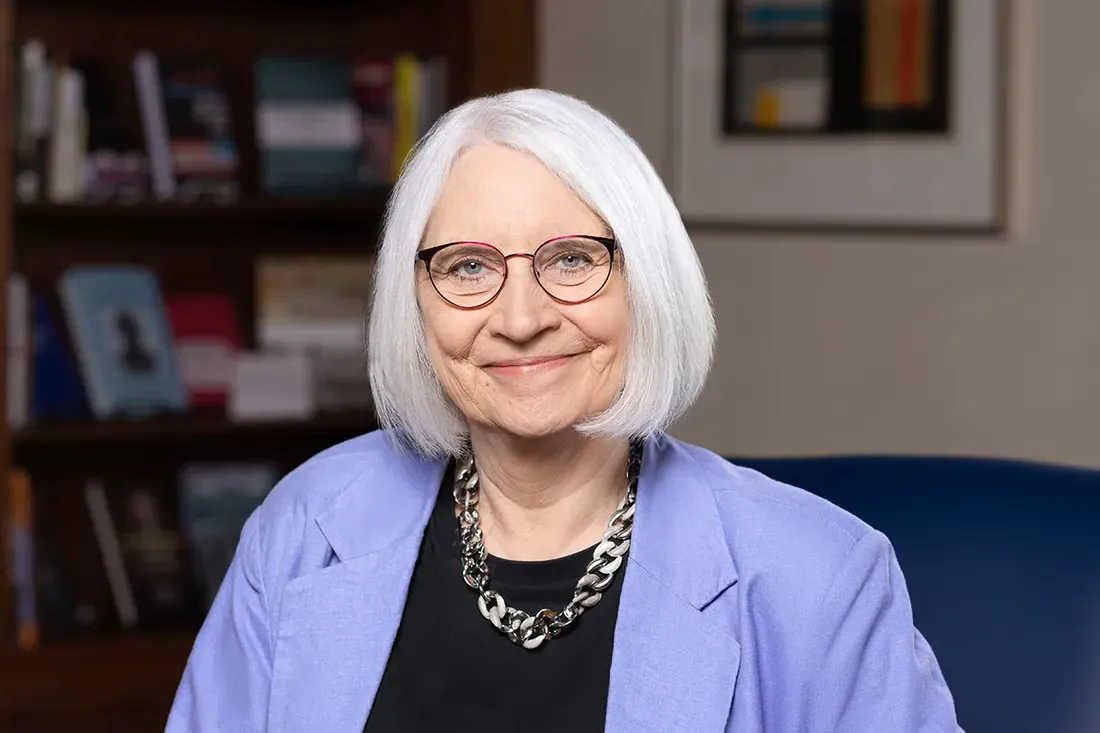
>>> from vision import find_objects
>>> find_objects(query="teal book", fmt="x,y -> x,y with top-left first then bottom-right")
254,56 -> 363,195
57,265 -> 187,419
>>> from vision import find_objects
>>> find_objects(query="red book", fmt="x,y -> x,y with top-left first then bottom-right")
166,294 -> 242,408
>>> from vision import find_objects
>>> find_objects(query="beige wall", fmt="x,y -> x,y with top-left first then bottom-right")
540,0 -> 1100,468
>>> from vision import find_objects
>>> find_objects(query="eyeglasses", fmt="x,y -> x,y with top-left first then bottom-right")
416,235 -> 617,310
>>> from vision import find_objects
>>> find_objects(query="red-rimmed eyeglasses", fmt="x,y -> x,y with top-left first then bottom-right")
416,235 -> 617,310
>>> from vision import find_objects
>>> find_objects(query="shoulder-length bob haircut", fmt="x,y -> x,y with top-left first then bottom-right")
367,88 -> 715,458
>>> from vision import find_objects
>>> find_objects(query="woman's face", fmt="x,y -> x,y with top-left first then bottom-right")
417,143 -> 630,440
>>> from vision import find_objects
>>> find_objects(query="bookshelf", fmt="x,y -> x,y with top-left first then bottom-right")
0,0 -> 536,729
15,193 -> 393,221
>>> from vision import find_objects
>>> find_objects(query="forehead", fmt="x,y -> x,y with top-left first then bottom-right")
423,143 -> 608,247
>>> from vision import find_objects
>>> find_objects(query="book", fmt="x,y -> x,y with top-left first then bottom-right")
7,274 -> 30,428
57,265 -> 187,419
254,56 -> 362,195
86,477 -> 203,629
13,39 -> 52,203
133,51 -> 239,203
31,291 -> 90,421
75,56 -> 149,203
166,293 -> 242,408
255,255 -> 374,412
178,462 -> 279,607
8,468 -> 38,650
352,59 -> 394,185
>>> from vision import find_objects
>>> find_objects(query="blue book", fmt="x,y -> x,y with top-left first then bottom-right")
31,293 -> 90,420
57,266 -> 187,419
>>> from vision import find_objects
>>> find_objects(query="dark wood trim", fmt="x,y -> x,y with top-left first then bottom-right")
0,633 -> 194,718
14,192 -> 392,222
466,0 -> 538,99
13,410 -> 377,450
0,0 -> 16,656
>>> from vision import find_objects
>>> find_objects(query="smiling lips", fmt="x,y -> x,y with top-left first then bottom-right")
484,353 -> 580,375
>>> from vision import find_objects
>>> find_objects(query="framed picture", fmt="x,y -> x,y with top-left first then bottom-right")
671,0 -> 1007,231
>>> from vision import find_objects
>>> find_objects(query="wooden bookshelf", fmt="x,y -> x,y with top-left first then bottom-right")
14,191 -> 392,222
2,633 -> 193,729
0,0 -> 536,729
14,410 -> 377,449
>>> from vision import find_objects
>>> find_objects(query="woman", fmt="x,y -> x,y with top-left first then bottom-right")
167,89 -> 961,732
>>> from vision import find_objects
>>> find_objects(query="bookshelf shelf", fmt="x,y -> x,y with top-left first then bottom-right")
0,632 -> 194,718
14,191 -> 393,223
13,410 -> 377,449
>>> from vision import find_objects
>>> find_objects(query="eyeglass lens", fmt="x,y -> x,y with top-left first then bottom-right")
426,237 -> 613,308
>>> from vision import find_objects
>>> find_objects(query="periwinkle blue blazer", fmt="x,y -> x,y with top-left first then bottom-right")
166,430 -> 963,732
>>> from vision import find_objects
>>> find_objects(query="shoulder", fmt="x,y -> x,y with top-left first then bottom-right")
665,434 -> 872,546
660,435 -> 886,598
260,428 -> 398,519
245,429 -> 432,586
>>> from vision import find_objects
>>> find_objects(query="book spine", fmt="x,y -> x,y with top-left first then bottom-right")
390,54 -> 421,181
14,40 -> 50,203
9,469 -> 39,650
133,50 -> 176,199
6,275 -> 30,429
47,63 -> 85,202
84,480 -> 139,629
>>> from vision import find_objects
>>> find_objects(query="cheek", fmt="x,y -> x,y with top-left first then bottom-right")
577,285 -> 631,375
418,278 -> 479,364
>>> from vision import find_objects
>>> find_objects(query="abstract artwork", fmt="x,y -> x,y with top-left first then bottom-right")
672,0 -> 1005,230
726,0 -> 949,134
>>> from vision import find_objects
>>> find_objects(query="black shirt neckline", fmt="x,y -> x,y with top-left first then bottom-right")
430,466 -> 598,590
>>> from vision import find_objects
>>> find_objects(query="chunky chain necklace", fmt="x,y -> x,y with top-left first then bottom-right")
453,441 -> 643,650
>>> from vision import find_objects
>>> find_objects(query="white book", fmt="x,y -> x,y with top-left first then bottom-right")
47,66 -> 85,202
84,481 -> 139,629
133,50 -> 176,200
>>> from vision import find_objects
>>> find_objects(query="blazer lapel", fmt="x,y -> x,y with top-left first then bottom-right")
266,440 -> 446,733
606,435 -> 742,733
267,539 -> 424,733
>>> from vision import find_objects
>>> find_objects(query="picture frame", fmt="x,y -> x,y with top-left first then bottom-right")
670,0 -> 1007,232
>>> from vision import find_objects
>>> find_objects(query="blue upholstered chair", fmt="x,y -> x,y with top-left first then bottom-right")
730,455 -> 1100,733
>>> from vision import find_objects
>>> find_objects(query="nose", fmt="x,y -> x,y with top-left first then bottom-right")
486,255 -> 561,343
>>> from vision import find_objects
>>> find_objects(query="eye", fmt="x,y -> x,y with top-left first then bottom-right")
454,259 -> 486,276
556,252 -> 593,269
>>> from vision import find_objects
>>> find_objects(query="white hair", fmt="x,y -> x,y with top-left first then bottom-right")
367,88 -> 715,458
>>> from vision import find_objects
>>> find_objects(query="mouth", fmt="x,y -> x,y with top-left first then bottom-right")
483,353 -> 582,375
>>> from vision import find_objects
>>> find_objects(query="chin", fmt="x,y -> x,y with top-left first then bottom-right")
487,413 -> 580,441
475,396 -> 589,440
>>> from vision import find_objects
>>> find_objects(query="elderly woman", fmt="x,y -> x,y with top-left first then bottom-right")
167,89 -> 961,732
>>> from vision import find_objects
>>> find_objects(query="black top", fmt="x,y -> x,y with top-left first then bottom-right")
363,466 -> 624,732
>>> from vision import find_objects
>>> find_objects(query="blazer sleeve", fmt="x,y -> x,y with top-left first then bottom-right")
802,529 -> 964,732
166,507 -> 272,732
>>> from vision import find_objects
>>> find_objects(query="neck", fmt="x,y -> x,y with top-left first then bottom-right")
463,429 -> 631,561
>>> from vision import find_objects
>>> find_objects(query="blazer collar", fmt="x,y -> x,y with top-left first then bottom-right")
628,432 -> 739,609
314,431 -> 738,607
315,435 -> 446,562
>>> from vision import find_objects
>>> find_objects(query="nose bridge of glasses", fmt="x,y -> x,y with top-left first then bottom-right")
500,251 -> 545,291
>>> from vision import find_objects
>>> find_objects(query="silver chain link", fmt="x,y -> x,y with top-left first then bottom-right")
453,441 -> 643,650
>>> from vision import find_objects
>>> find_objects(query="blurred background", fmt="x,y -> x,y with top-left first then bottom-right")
1,1 -> 1098,732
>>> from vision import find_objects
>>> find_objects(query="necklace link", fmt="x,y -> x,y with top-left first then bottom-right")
453,441 -> 643,650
